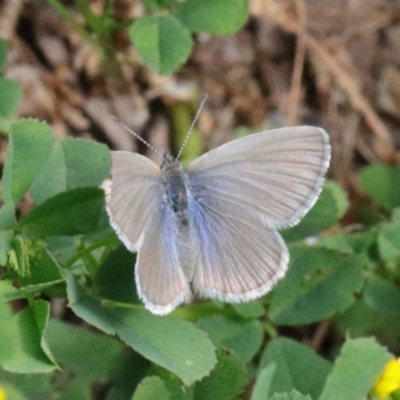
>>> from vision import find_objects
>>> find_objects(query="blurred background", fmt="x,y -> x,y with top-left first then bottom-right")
2,0 -> 399,182
2,1 -> 400,399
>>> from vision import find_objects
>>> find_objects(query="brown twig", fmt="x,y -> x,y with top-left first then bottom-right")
303,32 -> 396,163
308,320 -> 331,352
287,0 -> 307,125
0,0 -> 23,41
256,0 -> 396,163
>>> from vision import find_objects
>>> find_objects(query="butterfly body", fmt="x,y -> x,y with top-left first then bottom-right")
107,126 -> 331,315
161,154 -> 198,282
162,155 -> 190,225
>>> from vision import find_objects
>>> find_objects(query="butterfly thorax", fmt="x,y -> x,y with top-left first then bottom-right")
161,155 -> 189,224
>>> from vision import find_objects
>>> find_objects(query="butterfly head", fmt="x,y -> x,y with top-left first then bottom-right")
161,153 -> 182,176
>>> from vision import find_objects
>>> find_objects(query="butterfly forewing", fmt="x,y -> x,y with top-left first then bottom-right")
107,152 -> 190,315
107,152 -> 162,252
187,126 -> 331,230
187,126 -> 330,302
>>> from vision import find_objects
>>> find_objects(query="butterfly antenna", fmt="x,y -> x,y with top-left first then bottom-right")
111,115 -> 164,161
175,94 -> 208,161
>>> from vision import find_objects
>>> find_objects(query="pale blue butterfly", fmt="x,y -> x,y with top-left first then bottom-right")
107,100 -> 331,315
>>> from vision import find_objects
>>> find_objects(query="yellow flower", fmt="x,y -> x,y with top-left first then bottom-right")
0,386 -> 6,400
374,359 -> 400,399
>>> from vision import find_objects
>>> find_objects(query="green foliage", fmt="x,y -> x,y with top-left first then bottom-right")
193,348 -> 247,400
282,181 -> 348,241
1,116 -> 400,399
0,39 -> 7,70
66,274 -> 217,385
197,315 -> 263,362
3,14 -> 400,395
269,250 -> 364,325
361,163 -> 400,211
19,187 -> 109,237
173,0 -> 248,35
47,0 -> 248,75
270,392 -> 312,400
131,376 -> 171,400
2,119 -> 55,204
129,15 -> 193,75
319,338 -> 391,400
130,0 -> 249,74
1,300 -> 57,374
259,338 -> 331,399
31,137 -> 111,204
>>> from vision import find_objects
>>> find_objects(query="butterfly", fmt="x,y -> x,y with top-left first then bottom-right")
107,121 -> 331,315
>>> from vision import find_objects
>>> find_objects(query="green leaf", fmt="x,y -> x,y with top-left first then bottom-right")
194,348 -> 246,400
251,365 -> 276,400
231,301 -> 265,319
106,351 -> 150,400
0,280 -> 21,302
270,391 -> 312,400
129,15 -> 193,75
0,370 -> 55,400
132,376 -> 172,400
143,0 -> 172,10
0,202 -> 15,265
319,338 -> 391,400
0,38 -> 6,71
1,300 -> 57,373
364,275 -> 400,316
173,0 -> 248,35
328,180 -> 349,219
361,163 -> 400,211
0,202 -> 15,230
66,275 -> 217,385
44,236 -> 79,265
63,137 -> 111,187
20,246 -> 63,287
8,236 -> 41,278
139,366 -> 194,400
259,337 -> 331,399
0,383 -> 28,400
0,300 -> 17,363
269,250 -> 364,325
283,181 -> 348,242
19,187 -> 108,237
46,318 -> 122,399
2,119 -> 54,203
93,245 -> 139,304
31,137 -> 111,204
319,230 -> 376,256
378,222 -> 400,261
0,78 -> 22,121
30,141 -> 67,204
197,315 -> 263,362
335,298 -> 400,349
109,309 -> 217,387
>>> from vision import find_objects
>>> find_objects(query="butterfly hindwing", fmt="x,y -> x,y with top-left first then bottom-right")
135,204 -> 192,315
107,152 -> 190,315
190,193 -> 289,301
